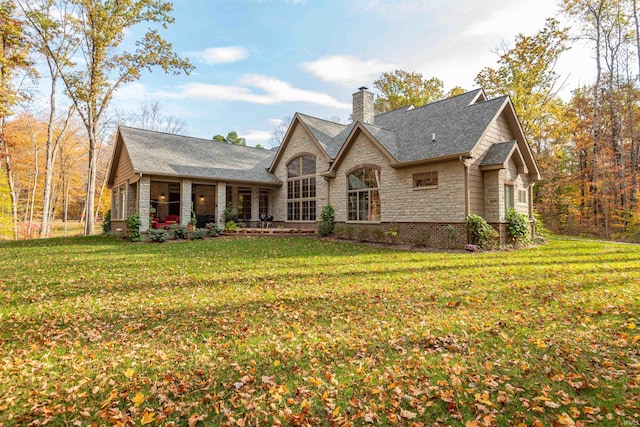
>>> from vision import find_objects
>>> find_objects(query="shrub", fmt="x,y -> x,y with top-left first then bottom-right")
170,224 -> 189,239
102,209 -> 111,233
385,222 -> 399,244
344,225 -> 355,240
190,228 -> 206,240
415,230 -> 431,247
237,221 -> 246,228
205,223 -> 222,236
506,209 -> 530,244
318,205 -> 335,237
465,215 -> 496,249
148,228 -> 168,242
357,227 -> 370,242
224,220 -> 237,232
125,214 -> 142,242
444,224 -> 458,249
333,224 -> 345,238
370,227 -> 385,242
222,203 -> 234,224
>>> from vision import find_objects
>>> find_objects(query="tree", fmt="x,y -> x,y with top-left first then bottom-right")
373,70 -> 445,114
213,131 -> 246,146
22,0 -> 193,236
0,0 -> 31,240
270,116 -> 292,147
475,18 -> 570,153
124,100 -> 186,134
19,0 -> 78,238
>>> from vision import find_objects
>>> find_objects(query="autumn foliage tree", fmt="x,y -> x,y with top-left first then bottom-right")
0,0 -> 30,240
22,0 -> 193,236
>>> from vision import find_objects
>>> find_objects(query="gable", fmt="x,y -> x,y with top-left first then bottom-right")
474,100 -> 541,181
268,114 -> 332,173
327,123 -> 397,175
107,133 -> 136,188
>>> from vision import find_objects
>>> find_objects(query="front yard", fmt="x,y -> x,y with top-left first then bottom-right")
0,236 -> 638,426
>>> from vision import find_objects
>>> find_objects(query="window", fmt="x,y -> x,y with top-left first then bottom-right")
413,171 -> 438,188
518,189 -> 527,204
504,184 -> 514,215
259,189 -> 270,216
287,155 -> 316,221
112,184 -> 126,220
237,187 -> 252,220
348,168 -> 381,221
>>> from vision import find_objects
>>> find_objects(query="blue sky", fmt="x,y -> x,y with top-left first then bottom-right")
108,0 -> 592,147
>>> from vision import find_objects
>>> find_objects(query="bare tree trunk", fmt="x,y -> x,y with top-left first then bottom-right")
632,0 -> 640,208
0,122 -> 18,240
84,125 -> 98,235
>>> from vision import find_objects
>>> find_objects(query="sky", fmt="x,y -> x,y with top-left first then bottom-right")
106,0 -> 593,147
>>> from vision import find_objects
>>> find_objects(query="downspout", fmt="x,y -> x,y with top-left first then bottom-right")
529,182 -> 535,237
459,156 -> 470,217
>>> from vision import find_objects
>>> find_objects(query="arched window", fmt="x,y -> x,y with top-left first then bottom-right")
348,168 -> 380,221
287,155 -> 316,221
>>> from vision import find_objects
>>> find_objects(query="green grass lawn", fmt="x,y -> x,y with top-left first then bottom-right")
0,236 -> 638,426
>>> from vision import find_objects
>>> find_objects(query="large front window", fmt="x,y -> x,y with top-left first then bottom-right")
112,184 -> 127,220
287,155 -> 316,221
348,168 -> 381,221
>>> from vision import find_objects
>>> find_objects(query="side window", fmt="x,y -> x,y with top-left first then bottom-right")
504,184 -> 514,215
347,168 -> 381,221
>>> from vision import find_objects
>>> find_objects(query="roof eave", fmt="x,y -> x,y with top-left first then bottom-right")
138,171 -> 282,187
390,152 -> 471,169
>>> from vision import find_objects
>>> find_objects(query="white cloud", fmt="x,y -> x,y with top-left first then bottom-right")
268,118 -> 284,125
301,55 -> 394,88
242,130 -> 273,145
187,46 -> 248,64
165,74 -> 351,110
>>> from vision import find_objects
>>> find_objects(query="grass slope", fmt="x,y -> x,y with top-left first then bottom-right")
0,236 -> 638,426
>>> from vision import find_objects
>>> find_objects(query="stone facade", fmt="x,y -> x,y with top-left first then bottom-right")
271,122 -> 331,224
352,88 -> 375,124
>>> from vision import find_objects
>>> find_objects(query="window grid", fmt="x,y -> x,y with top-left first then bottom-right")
347,168 -> 381,222
413,171 -> 438,188
287,155 -> 316,221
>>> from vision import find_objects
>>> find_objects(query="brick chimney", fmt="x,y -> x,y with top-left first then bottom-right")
352,87 -> 374,124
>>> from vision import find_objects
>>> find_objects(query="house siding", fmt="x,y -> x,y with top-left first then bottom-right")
329,132 -> 466,223
469,112 -> 515,217
112,143 -> 136,187
272,122 -> 331,223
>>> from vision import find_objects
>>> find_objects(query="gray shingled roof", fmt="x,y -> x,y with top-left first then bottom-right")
293,89 -> 508,163
297,114 -> 348,156
481,140 -> 517,166
372,89 -> 507,162
119,126 -> 280,184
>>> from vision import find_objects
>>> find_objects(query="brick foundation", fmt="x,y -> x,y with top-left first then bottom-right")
333,222 -> 469,249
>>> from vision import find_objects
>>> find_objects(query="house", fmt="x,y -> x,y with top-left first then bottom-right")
107,88 -> 540,247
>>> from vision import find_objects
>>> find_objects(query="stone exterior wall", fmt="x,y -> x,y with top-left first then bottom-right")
329,131 -> 466,223
139,176 -> 150,230
352,89 -> 374,124
469,112 -> 514,217
271,122 -> 331,223
483,170 -> 500,223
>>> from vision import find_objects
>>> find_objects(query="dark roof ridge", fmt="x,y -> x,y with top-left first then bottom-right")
397,88 -> 483,115
119,126 -> 270,153
297,113 -> 348,127
374,104 -> 415,118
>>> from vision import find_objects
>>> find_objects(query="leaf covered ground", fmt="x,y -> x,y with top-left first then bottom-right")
0,236 -> 638,426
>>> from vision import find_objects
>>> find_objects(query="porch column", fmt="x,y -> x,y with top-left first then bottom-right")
251,187 -> 260,222
181,179 -> 192,226
217,182 -> 226,227
139,176 -> 150,231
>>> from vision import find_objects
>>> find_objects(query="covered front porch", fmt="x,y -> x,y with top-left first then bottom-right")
136,176 -> 276,231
